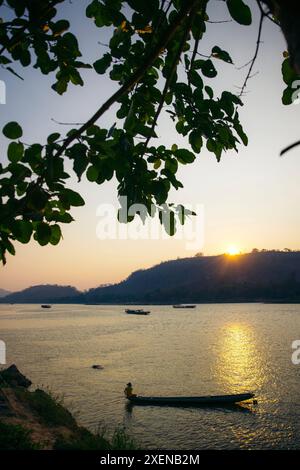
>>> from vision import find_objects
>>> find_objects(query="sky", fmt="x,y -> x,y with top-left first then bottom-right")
1,0 -> 300,292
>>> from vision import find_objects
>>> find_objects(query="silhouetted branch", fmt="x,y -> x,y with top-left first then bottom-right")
51,118 -> 84,126
257,0 -> 280,26
280,140 -> 300,156
239,11 -> 264,97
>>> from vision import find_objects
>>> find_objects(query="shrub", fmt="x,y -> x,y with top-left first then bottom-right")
54,426 -> 137,450
0,421 -> 39,450
16,388 -> 77,428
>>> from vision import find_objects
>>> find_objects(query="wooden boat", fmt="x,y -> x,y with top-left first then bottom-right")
41,305 -> 52,309
125,309 -> 150,315
127,392 -> 254,406
173,304 -> 196,309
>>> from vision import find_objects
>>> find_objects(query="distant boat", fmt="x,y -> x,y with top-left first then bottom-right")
41,305 -> 52,309
173,304 -> 196,309
127,392 -> 255,407
125,309 -> 150,315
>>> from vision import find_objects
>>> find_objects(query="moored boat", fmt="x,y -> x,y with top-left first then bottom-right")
125,309 -> 150,315
127,392 -> 255,406
173,304 -> 196,309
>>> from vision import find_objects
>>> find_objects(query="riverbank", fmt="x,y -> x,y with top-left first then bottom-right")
0,365 -> 136,450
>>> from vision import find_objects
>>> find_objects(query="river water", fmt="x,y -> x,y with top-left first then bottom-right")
0,303 -> 300,449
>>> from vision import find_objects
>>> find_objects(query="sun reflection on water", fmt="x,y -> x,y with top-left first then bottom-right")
214,322 -> 265,394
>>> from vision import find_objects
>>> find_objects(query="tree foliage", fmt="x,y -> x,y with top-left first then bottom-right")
0,0 -> 298,264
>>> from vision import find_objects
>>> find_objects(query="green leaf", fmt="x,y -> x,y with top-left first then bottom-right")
86,165 -> 99,182
3,121 -> 23,139
50,212 -> 74,224
0,55 -> 12,65
189,131 -> 203,153
60,188 -> 85,207
47,133 -> 61,144
189,70 -> 203,88
200,60 -> 217,78
27,187 -> 49,211
93,53 -> 112,74
164,91 -> 173,105
234,121 -> 248,146
19,49 -> 31,67
69,143 -> 88,181
70,69 -> 84,86
51,20 -> 70,36
227,0 -> 252,26
12,220 -> 33,244
135,124 -> 157,138
207,139 -> 223,161
60,32 -> 81,56
205,86 -> 214,99
7,142 -> 24,162
127,0 -> 158,17
160,209 -> 176,236
7,162 -> 31,180
50,224 -> 62,245
282,86 -> 293,105
281,58 -> 299,86
173,149 -> 196,164
212,46 -> 233,64
52,77 -> 68,95
73,158 -> 87,182
5,238 -> 15,256
165,158 -> 178,174
34,222 -> 52,246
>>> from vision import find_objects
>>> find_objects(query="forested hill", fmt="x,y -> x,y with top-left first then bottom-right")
1,252 -> 300,304
1,285 -> 80,304
82,251 -> 300,304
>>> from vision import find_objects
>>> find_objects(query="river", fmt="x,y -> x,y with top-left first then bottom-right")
0,303 -> 300,449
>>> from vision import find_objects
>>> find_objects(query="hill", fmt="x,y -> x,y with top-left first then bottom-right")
82,251 -> 300,304
0,289 -> 10,298
1,284 -> 81,304
1,252 -> 300,304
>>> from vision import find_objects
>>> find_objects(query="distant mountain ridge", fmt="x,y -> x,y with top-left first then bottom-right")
1,252 -> 300,304
1,284 -> 81,304
0,288 -> 10,298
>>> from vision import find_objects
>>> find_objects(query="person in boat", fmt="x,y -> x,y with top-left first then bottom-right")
124,382 -> 137,398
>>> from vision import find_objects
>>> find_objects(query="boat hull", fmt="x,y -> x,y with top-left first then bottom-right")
173,305 -> 196,309
127,393 -> 254,406
125,310 -> 150,315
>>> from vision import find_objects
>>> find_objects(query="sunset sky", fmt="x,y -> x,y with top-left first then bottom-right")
1,0 -> 300,292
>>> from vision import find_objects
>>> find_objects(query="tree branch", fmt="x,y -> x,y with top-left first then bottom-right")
239,10 -> 264,97
143,5 -> 197,151
55,0 -> 200,158
257,0 -> 280,26
51,118 -> 84,126
188,24 -> 201,88
280,140 -> 300,156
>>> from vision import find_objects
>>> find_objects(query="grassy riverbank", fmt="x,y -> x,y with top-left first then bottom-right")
0,366 -> 136,450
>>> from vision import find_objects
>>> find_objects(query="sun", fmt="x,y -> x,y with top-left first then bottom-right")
226,245 -> 240,256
